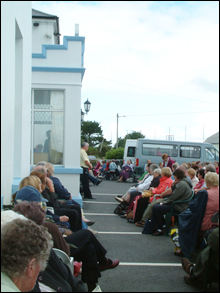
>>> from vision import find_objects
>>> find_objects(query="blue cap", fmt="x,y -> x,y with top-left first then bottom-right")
15,186 -> 48,204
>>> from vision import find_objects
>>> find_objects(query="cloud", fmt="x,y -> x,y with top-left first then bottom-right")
32,1 -> 219,144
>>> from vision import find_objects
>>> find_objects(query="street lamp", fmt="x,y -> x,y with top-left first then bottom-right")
84,98 -> 91,114
116,113 -> 126,148
81,109 -> 85,122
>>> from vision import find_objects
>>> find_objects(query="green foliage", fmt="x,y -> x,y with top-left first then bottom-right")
113,131 -> 145,148
105,147 -> 124,159
81,121 -> 112,158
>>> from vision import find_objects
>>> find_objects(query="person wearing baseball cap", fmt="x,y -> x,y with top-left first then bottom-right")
15,186 -> 48,204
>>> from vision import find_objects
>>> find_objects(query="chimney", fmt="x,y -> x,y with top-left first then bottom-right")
75,24 -> 79,36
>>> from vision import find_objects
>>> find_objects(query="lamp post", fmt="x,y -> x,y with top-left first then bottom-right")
84,98 -> 91,114
116,113 -> 126,148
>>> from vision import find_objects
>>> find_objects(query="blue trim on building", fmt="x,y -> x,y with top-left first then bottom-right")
32,67 -> 86,81
32,36 -> 85,68
30,166 -> 83,174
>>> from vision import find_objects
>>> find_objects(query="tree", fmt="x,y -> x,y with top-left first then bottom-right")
113,131 -> 145,148
105,148 -> 124,159
81,121 -> 103,147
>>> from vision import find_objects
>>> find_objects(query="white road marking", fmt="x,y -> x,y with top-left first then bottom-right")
119,262 -> 182,266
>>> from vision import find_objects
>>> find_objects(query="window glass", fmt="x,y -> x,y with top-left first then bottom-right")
142,144 -> 178,157
180,146 -> 201,158
205,148 -> 217,160
31,90 -> 64,165
127,147 -> 135,157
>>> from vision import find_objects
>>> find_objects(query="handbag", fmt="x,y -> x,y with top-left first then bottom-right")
142,190 -> 153,198
142,218 -> 154,234
126,211 -> 133,219
114,204 -> 125,215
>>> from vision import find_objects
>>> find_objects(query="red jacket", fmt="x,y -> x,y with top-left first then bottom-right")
152,176 -> 173,195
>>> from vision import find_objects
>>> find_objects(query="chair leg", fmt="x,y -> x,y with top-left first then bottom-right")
165,212 -> 172,236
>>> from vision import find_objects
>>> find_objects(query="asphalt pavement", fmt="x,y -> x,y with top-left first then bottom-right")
81,180 -> 218,292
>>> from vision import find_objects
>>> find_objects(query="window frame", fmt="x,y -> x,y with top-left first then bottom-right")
142,143 -> 178,157
180,145 -> 201,159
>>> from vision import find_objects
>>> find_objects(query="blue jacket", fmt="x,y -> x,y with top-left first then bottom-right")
178,190 -> 208,260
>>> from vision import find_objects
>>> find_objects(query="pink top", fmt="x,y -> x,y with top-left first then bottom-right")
201,186 -> 219,231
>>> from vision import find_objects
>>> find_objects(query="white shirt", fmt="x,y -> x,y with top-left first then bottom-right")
137,175 -> 154,192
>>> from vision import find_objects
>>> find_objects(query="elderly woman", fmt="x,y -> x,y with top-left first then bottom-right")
13,200 -> 119,292
187,168 -> 199,188
118,160 -> 132,182
162,153 -> 175,169
1,217 -> 53,292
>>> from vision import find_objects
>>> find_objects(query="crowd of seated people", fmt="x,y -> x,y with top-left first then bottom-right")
3,160 -> 120,292
113,154 -> 219,289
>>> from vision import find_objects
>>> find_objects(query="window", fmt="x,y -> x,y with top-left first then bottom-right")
180,146 -> 201,158
31,90 -> 64,165
127,147 -> 135,157
142,144 -> 178,157
205,148 -> 219,161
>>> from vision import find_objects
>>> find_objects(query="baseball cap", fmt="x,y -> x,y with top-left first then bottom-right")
15,186 -> 48,204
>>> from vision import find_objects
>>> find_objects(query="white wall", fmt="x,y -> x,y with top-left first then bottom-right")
1,1 -> 32,204
32,19 -> 57,53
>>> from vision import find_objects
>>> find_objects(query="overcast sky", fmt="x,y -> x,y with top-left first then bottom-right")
32,1 -> 219,145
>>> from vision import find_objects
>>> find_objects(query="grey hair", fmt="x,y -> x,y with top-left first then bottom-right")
81,142 -> 89,148
205,164 -> 216,173
172,162 -> 179,171
31,165 -> 47,174
153,168 -> 161,175
149,164 -> 159,172
1,219 -> 53,279
36,161 -> 47,166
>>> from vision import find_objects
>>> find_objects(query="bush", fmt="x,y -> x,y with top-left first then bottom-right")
105,148 -> 124,159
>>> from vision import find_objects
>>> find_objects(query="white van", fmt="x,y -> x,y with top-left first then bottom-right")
135,138 -> 219,169
123,139 -> 137,165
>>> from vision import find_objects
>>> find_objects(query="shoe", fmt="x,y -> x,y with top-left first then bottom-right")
99,259 -> 119,272
115,197 -> 124,203
184,275 -> 203,289
127,219 -> 135,223
96,180 -> 102,186
120,214 -> 127,218
87,227 -> 98,235
135,221 -> 145,227
85,221 -> 95,226
152,229 -> 164,236
182,258 -> 194,274
174,249 -> 185,257
116,195 -> 122,198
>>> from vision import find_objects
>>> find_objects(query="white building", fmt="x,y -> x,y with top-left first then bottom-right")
1,3 -> 84,207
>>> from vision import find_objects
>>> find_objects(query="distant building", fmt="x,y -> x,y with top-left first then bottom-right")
205,132 -> 219,150
1,3 -> 85,206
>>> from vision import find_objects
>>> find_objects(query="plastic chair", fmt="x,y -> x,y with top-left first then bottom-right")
53,248 -> 74,274
164,190 -> 194,236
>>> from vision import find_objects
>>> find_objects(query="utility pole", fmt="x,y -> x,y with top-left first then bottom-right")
116,113 -> 126,148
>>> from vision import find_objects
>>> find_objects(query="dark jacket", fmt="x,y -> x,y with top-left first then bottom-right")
149,175 -> 161,188
178,190 -> 208,260
41,187 -> 62,210
50,176 -> 71,200
31,249 -> 87,292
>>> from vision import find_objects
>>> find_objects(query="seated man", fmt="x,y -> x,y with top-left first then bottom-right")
182,227 -> 219,289
151,168 -> 193,236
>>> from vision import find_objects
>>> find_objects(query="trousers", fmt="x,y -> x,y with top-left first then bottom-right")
80,168 -> 92,198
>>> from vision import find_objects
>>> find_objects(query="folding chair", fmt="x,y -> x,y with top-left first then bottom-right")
53,248 -> 74,274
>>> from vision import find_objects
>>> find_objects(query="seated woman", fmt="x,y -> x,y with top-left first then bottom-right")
177,172 -> 219,259
187,168 -> 199,188
126,168 -> 162,224
94,161 -> 101,177
118,160 -> 132,182
135,167 -> 173,226
151,168 -> 193,236
194,169 -> 205,191
13,201 -> 119,292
